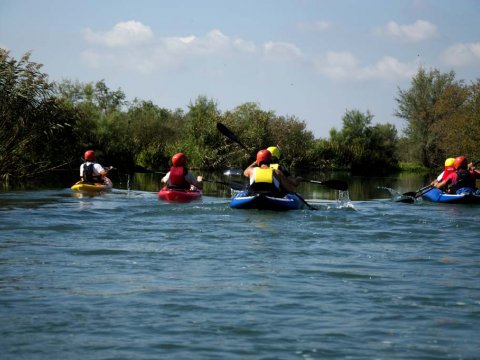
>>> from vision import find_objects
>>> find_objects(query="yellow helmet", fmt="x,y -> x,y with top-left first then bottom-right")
444,158 -> 455,167
267,146 -> 280,160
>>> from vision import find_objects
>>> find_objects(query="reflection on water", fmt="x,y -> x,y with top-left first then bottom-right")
2,169 -> 433,201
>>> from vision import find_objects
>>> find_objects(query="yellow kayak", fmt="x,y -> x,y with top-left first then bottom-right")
71,177 -> 113,192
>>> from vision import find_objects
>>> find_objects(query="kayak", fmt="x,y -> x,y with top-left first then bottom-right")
157,186 -> 202,203
71,177 -> 113,192
421,187 -> 480,204
230,190 -> 304,211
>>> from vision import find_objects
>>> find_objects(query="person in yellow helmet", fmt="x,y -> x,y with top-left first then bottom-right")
267,146 -> 303,188
430,158 -> 455,186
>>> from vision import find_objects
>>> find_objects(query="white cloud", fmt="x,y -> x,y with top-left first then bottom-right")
373,20 -> 438,43
263,41 -> 303,61
297,20 -> 333,32
314,51 -> 416,81
442,42 -> 480,66
359,56 -> 417,80
84,20 -> 154,48
82,24 -> 256,73
316,51 -> 358,80
81,21 -> 417,82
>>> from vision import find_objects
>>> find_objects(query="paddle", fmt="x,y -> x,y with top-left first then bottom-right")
153,170 -> 245,191
203,179 -> 246,191
401,184 -> 434,198
216,122 -> 320,210
216,122 -> 249,151
302,179 -> 348,191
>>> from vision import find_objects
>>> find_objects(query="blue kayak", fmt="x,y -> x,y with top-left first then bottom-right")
230,191 -> 304,211
421,187 -> 480,204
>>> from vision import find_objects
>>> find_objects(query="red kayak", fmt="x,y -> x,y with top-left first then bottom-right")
157,186 -> 202,203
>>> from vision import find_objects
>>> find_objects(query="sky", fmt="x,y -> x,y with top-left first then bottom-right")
1,0 -> 479,138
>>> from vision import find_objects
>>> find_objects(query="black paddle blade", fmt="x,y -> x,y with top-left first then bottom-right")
395,196 -> 415,203
401,192 -> 416,198
216,123 -> 249,151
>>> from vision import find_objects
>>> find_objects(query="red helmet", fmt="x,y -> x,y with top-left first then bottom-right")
84,150 -> 95,161
172,152 -> 187,167
454,156 -> 467,169
256,149 -> 272,165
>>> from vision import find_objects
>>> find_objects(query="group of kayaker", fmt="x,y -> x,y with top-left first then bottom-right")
78,146 -> 302,196
77,150 -> 480,198
431,156 -> 480,194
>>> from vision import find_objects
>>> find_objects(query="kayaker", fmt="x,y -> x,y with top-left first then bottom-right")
161,152 -> 203,190
80,150 -> 112,185
267,146 -> 303,188
430,157 -> 455,186
243,149 -> 295,195
435,156 -> 480,194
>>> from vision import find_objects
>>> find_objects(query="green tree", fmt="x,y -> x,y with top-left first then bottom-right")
430,79 -> 480,164
169,96 -> 222,169
395,68 -> 462,167
126,99 -> 182,170
0,50 -> 77,182
314,110 -> 399,174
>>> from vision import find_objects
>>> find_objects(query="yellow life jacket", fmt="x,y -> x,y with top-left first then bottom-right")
270,163 -> 279,170
250,167 -> 281,193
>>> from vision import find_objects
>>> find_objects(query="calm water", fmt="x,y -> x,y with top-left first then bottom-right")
1,173 -> 479,359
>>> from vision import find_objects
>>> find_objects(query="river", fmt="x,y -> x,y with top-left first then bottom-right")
0,172 -> 479,359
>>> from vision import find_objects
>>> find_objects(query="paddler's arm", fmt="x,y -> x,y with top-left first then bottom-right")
185,172 -> 203,189
243,161 -> 257,178
275,169 -> 296,193
435,178 -> 451,189
161,172 -> 170,184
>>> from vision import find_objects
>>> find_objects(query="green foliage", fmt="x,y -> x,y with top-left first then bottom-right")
396,68 -> 480,168
315,110 -> 399,174
398,162 -> 429,173
395,68 -> 462,167
0,49 -> 77,182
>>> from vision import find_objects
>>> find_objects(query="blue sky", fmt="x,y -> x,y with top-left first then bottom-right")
1,0 -> 479,138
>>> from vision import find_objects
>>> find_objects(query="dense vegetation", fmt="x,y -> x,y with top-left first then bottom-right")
1,49 -> 479,184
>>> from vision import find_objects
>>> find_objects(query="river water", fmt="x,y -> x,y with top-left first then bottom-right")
1,172 -> 479,359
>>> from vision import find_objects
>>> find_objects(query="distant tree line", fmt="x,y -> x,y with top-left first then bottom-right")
1,49 -> 479,183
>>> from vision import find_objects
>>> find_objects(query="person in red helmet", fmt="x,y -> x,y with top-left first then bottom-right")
161,152 -> 203,190
435,156 -> 480,194
80,150 -> 112,185
243,149 -> 295,195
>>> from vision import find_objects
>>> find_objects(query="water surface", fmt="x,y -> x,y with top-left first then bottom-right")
0,175 -> 479,359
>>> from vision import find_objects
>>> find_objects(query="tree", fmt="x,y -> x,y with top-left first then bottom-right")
0,50 -> 77,182
395,68 -> 462,167
170,96 -> 223,169
430,79 -> 480,164
314,109 -> 399,174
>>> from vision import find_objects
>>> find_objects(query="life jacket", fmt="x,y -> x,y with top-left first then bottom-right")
441,166 -> 455,181
270,163 -> 279,170
82,162 -> 101,184
249,167 -> 281,195
169,166 -> 190,189
449,168 -> 476,193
